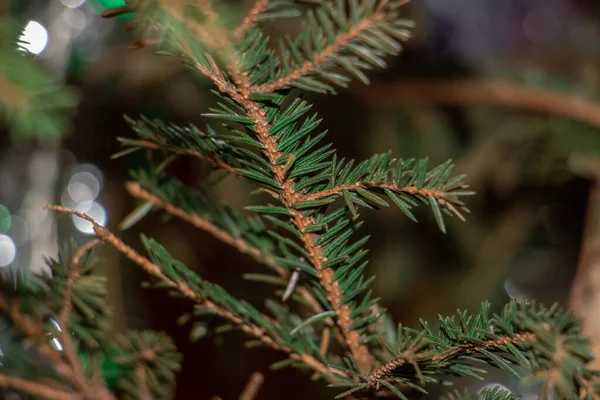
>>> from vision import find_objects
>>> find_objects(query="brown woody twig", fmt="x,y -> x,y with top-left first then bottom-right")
239,372 -> 264,400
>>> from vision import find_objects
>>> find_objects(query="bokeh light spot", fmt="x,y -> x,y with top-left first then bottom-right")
19,21 -> 49,55
0,235 -> 16,267
72,202 -> 107,234
60,0 -> 87,8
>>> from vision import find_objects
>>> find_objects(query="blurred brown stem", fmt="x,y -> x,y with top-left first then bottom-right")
570,159 -> 600,369
239,372 -> 264,400
356,80 -> 600,128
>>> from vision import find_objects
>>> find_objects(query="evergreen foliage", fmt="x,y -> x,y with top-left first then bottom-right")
0,0 -> 599,399
0,17 -> 76,139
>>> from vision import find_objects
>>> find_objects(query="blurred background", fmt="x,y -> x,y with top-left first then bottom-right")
1,0 -> 600,398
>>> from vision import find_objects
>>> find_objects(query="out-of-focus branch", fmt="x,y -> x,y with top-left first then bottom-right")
355,80 -> 600,128
135,363 -> 152,400
570,157 -> 600,369
238,372 -> 264,400
233,0 -> 270,41
0,374 -> 75,400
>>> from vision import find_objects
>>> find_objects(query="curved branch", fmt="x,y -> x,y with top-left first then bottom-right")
355,80 -> 600,129
58,239 -> 102,328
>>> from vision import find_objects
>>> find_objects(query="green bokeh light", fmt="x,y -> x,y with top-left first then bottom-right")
0,205 -> 11,234
92,0 -> 126,8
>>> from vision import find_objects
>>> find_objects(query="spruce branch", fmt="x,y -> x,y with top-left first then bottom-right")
108,330 -> 181,400
205,27 -> 378,373
227,72 -> 375,372
300,181 -> 470,223
119,0 -> 416,374
346,301 -> 599,399
45,205 -> 346,383
125,180 -> 330,321
250,0 -> 413,94
253,14 -> 384,93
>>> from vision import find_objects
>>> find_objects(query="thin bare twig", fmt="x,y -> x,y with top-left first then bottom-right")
355,80 -> 600,129
239,372 -> 264,400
